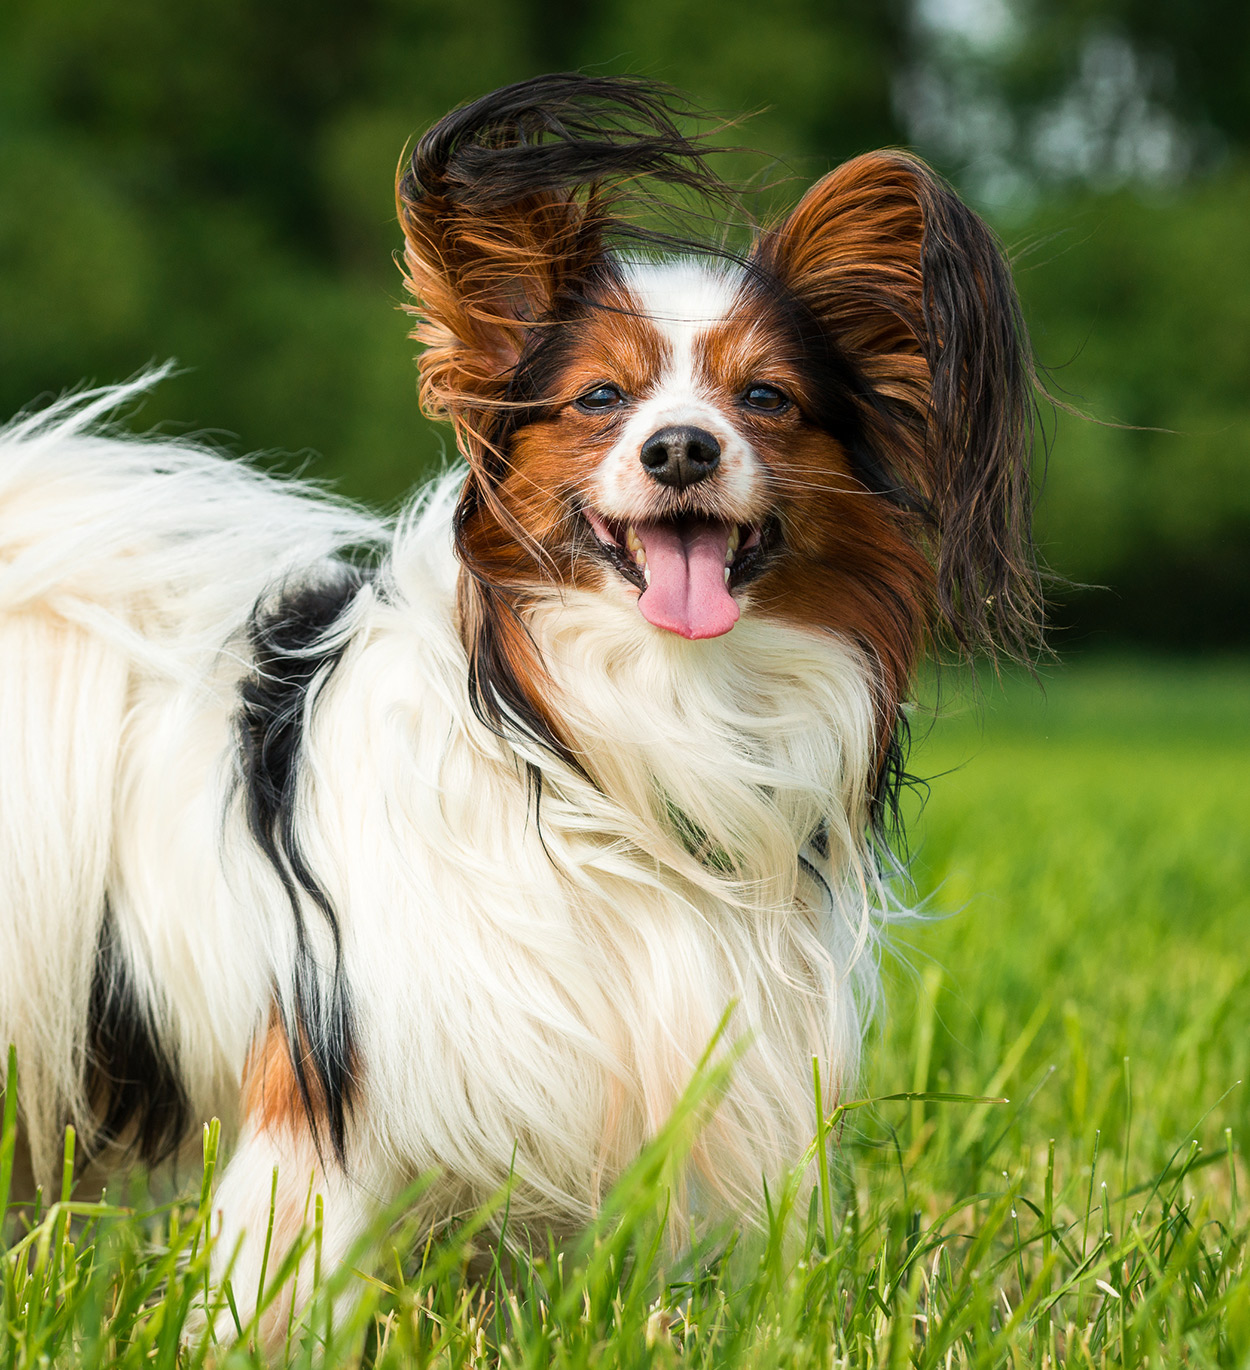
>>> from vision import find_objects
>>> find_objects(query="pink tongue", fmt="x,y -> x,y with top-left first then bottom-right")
634,520 -> 739,640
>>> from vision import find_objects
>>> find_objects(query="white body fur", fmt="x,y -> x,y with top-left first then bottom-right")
0,375 -> 883,1328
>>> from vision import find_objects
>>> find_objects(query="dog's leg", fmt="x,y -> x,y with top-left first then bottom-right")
202,1026 -> 396,1352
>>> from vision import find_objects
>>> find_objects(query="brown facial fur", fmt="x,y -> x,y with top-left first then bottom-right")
497,281 -> 673,583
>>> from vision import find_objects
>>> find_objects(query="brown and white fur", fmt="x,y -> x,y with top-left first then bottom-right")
0,75 -> 1042,1342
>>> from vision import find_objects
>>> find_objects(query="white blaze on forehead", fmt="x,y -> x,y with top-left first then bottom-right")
619,257 -> 744,377
593,257 -> 763,518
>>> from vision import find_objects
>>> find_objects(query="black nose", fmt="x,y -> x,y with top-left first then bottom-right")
639,426 -> 721,489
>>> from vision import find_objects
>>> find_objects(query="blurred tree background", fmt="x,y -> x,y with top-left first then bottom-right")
1,0 -> 1246,648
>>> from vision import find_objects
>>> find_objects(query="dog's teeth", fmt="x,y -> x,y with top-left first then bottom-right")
724,566 -> 731,584
643,564 -> 651,586
726,525 -> 740,565
624,525 -> 648,574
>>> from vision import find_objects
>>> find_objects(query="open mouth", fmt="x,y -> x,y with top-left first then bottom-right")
583,509 -> 778,640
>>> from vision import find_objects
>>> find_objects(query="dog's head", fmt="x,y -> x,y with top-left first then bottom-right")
397,74 -> 1042,817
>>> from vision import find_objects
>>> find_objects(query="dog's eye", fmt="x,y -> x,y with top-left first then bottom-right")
742,384 -> 789,412
575,384 -> 626,412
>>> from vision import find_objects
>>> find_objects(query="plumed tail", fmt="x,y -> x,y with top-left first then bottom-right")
1,364 -> 178,447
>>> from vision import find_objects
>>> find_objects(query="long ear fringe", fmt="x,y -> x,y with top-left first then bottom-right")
401,73 -> 734,212
758,152 -> 1046,666
912,166 -> 1046,666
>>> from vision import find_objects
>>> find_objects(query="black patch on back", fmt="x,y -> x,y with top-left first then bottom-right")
237,566 -> 368,1163
87,901 -> 190,1166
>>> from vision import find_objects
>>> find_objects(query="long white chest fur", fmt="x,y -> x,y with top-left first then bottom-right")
285,485 -> 883,1222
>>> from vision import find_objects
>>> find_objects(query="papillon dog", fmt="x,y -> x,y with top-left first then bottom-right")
0,74 -> 1041,1339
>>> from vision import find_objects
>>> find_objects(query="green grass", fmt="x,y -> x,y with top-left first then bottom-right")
4,657 -> 1250,1367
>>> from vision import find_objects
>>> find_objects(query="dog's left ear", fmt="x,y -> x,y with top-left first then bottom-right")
396,95 -> 604,470
396,76 -> 727,475
756,152 -> 1044,661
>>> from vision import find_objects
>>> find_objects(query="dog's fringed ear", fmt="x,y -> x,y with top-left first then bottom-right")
397,74 -> 728,471
756,152 -> 1044,663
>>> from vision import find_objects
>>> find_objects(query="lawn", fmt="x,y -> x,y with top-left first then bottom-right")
3,658 -> 1249,1367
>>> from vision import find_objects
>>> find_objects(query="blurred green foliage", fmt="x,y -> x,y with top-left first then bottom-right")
982,0 -> 1250,159
1017,178 -> 1250,647
1,0 -> 1245,644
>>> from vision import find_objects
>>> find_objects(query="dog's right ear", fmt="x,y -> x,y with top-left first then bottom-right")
397,74 -> 726,470
755,152 -> 1044,664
